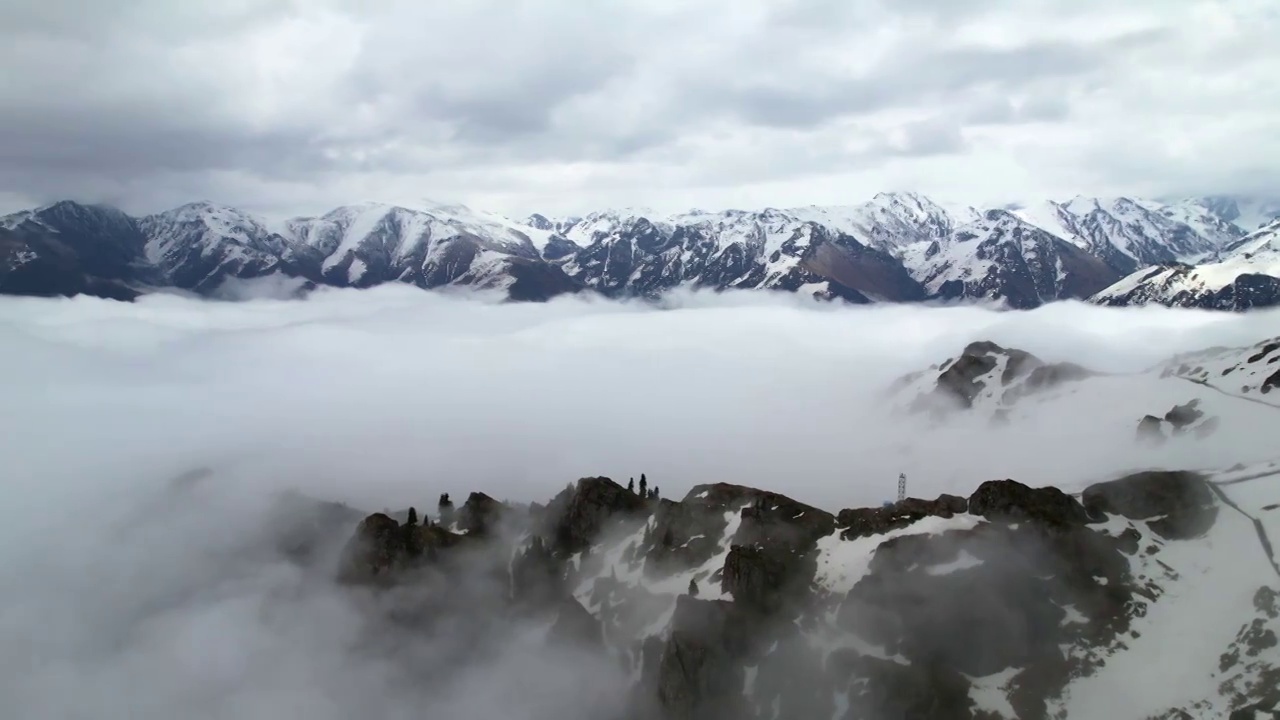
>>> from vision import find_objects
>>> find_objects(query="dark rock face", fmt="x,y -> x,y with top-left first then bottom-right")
793,226 -> 927,302
749,629 -> 836,719
734,491 -> 835,553
655,597 -> 753,720
1096,268 -> 1280,311
644,498 -> 732,576
549,597 -> 604,649
840,516 -> 1136,712
1138,414 -> 1168,444
0,203 -> 154,300
1083,470 -> 1219,539
838,494 -> 968,540
920,210 -> 1122,309
936,345 -> 1002,407
544,477 -> 648,556
832,651 -> 978,720
8,196 -> 1260,309
721,544 -> 794,614
504,257 -> 584,301
967,478 -> 1091,527
901,340 -> 1095,418
457,491 -> 504,536
1165,399 -> 1205,429
336,512 -> 468,585
511,534 -> 565,605
325,467 -> 1265,719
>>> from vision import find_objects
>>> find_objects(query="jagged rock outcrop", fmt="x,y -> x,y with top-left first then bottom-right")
7,194 -> 1276,308
511,534 -> 565,605
457,491 -> 504,536
336,512 -> 468,585
896,340 -> 1096,419
968,478 -> 1092,527
655,597 -> 754,720
1138,414 -> 1167,444
543,476 -> 648,556
1133,400 -> 1221,445
549,596 -> 605,649
734,490 -> 836,552
322,457 -> 1275,719
837,493 -> 968,540
1083,470 -> 1219,539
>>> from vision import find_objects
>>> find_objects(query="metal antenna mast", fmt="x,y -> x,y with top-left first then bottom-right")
897,473 -> 907,503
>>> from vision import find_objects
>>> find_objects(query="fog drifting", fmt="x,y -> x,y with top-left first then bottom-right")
1,287 -> 1277,718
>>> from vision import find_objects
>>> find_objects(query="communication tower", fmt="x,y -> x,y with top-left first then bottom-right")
897,473 -> 907,503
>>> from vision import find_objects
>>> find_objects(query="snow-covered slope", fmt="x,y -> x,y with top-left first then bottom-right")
781,191 -> 968,255
1092,220 -> 1280,311
336,326 -> 1280,719
1147,197 -> 1246,253
1058,196 -> 1228,273
1157,335 -> 1280,399
557,204 -> 928,302
901,210 -> 1121,308
892,335 -> 1280,448
282,201 -> 546,288
0,201 -> 156,300
1194,195 -> 1280,233
140,202 -> 317,293
1,192 -> 1277,306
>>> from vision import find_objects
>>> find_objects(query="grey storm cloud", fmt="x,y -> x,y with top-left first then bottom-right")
0,0 -> 1276,217
697,37 -> 1127,131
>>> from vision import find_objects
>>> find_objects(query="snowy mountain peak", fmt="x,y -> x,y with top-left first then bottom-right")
1093,220 -> 1280,311
1229,218 -> 1280,260
4,191 -> 1280,309
1194,195 -> 1280,232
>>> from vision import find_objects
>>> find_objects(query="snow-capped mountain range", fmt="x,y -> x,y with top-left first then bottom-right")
2,192 -> 1278,309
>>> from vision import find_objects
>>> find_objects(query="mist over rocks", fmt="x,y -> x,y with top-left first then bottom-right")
318,463 -> 1275,719
3,290 -> 1280,719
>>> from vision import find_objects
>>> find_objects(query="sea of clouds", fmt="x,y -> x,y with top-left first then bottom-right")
1,286 -> 1277,719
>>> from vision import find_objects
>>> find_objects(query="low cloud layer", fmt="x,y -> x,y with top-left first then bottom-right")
1,0 -> 1277,217
1,289 -> 1278,718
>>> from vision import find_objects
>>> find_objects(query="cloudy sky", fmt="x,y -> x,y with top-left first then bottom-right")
1,0 -> 1277,219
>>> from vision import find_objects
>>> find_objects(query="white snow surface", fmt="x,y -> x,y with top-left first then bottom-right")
891,335 -> 1280,484
1059,478 -> 1280,719
6,191 -> 1276,304
141,201 -> 279,266
1012,200 -> 1085,248
1093,219 -> 1280,305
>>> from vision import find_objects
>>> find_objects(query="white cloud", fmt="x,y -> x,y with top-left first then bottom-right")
0,288 -> 1278,717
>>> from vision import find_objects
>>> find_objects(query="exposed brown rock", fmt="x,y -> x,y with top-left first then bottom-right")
457,491 -> 504,536
336,512 -> 468,585
1137,414 -> 1167,444
655,597 -> 753,720
968,478 -> 1090,527
1083,470 -> 1219,540
544,476 -> 648,556
837,493 -> 968,540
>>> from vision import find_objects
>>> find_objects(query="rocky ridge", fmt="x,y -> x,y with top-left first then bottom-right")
889,340 -> 1096,422
890,335 -> 1280,438
315,461 -> 1280,719
3,193 -> 1278,309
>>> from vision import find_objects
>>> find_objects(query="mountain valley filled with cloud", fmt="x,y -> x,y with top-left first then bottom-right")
2,289 -> 1280,718
4,0 -> 1280,717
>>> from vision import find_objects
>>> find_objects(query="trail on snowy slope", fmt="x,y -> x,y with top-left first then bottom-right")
1211,476 -> 1280,579
1175,375 -> 1280,410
